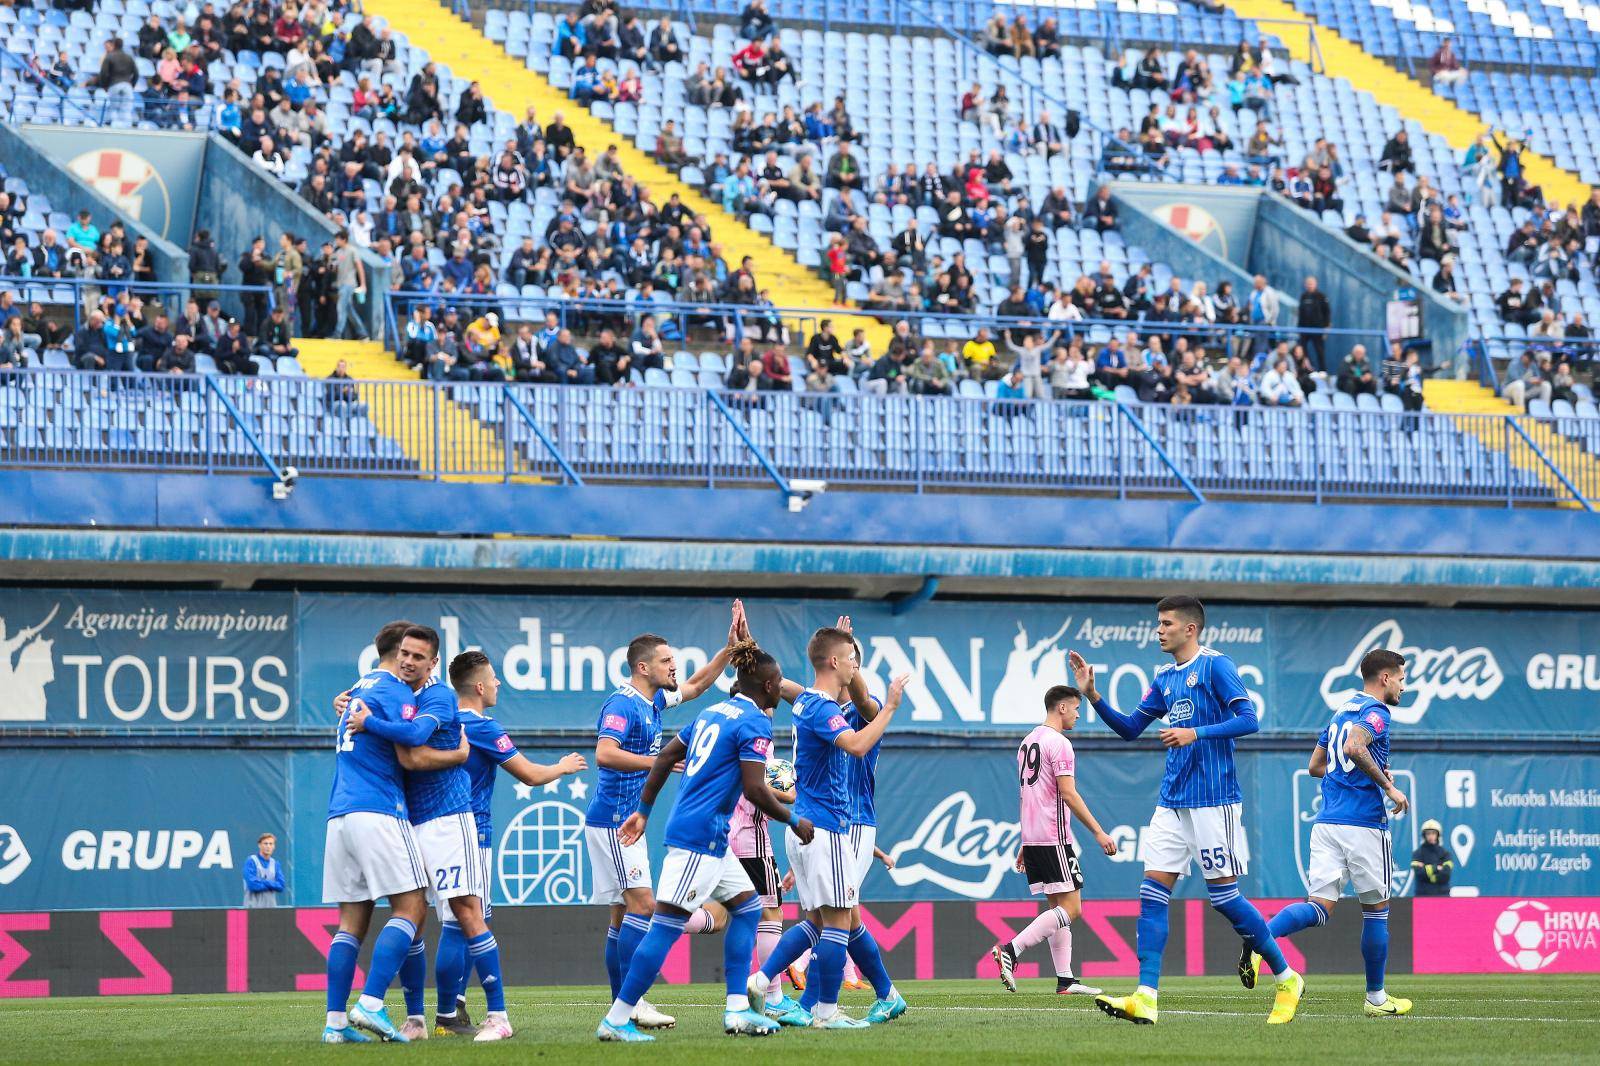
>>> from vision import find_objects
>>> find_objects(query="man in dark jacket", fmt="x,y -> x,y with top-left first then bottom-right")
1410,820 -> 1452,896
136,311 -> 175,372
1296,276 -> 1332,369
90,38 -> 138,92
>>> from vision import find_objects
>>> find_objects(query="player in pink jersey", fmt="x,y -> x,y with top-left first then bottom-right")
993,684 -> 1117,996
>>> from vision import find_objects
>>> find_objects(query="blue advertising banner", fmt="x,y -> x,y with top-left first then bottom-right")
0,751 -> 289,910
0,590 -> 295,730
57,742 -> 1579,915
295,593 -> 1600,738
20,126 -> 207,245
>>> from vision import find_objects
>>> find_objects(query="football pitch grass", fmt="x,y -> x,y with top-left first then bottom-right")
6,975 -> 1599,1064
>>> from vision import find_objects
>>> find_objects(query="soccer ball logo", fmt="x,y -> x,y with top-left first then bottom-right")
1494,900 -> 1557,972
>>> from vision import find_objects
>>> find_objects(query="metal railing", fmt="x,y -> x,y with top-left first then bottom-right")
4,366 -> 1595,507
386,289 -> 1399,371
0,45 -> 220,129
0,276 -> 277,334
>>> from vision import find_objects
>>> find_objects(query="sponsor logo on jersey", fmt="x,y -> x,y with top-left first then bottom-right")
827,715 -> 849,732
1365,710 -> 1386,733
752,737 -> 772,757
602,713 -> 628,732
1320,620 -> 1502,723
494,734 -> 515,752
1167,699 -> 1194,724
401,704 -> 417,720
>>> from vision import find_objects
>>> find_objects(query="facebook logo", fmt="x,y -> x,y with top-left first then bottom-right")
1444,770 -> 1477,808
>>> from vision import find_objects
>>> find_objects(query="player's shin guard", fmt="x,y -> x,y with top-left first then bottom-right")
1268,900 -> 1329,941
812,928 -> 850,1017
615,912 -> 687,1011
436,920 -> 468,1016
761,919 -> 819,983
400,936 -> 427,1017
1207,882 -> 1290,977
1360,909 -> 1389,994
466,931 -> 506,1013
1011,906 -> 1070,955
1048,924 -> 1076,979
617,913 -> 652,984
847,926 -> 894,1000
327,930 -> 362,1013
360,916 -> 418,1003
1136,879 -> 1173,991
604,926 -> 622,1000
724,899 -> 763,1009
684,909 -> 717,934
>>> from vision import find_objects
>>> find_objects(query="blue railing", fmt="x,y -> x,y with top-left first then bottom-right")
386,289 -> 1400,372
0,45 -> 219,129
4,366 -> 1596,506
0,276 -> 276,334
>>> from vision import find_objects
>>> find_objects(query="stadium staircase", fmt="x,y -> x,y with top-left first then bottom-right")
1423,378 -> 1600,507
366,0 -> 895,350
1218,0 -> 1591,206
296,338 -> 525,482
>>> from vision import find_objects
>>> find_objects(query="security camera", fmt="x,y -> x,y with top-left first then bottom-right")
272,466 -> 300,501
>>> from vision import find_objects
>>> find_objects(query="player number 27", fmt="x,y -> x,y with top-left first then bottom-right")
435,866 -> 462,891
684,723 -> 722,777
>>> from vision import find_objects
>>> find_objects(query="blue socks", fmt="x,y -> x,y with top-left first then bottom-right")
1208,881 -> 1289,977
616,912 -> 687,1008
724,898 -> 763,1000
604,926 -> 621,999
761,919 -> 819,983
1136,878 -> 1172,990
466,930 -> 506,1013
848,926 -> 894,1000
400,936 -> 427,1016
617,913 -> 651,990
361,916 -> 417,1001
1361,908 -> 1389,994
813,927 -> 850,1008
436,920 -> 468,1016
326,930 -> 361,1013
1268,900 -> 1329,940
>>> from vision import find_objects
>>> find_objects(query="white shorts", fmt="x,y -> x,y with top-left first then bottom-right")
322,811 -> 427,904
1139,804 -> 1251,880
655,847 -> 756,912
848,824 -> 877,893
478,845 -> 494,921
786,825 -> 857,912
585,824 -> 652,905
415,813 -> 487,921
1307,822 -> 1392,904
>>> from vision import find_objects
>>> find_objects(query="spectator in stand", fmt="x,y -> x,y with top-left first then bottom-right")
1496,278 -> 1539,326
1336,343 -> 1377,396
740,0 -> 775,41
158,332 -> 196,375
1296,276 -> 1331,369
1502,350 -> 1550,408
549,327 -> 595,384
962,327 -> 998,380
1259,356 -> 1305,406
243,833 -> 286,908
1429,39 -> 1466,87
650,16 -> 684,67
981,13 -> 1010,56
908,341 -> 953,395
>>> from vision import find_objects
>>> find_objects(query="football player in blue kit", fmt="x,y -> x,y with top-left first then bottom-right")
321,622 -> 469,1044
585,606 -> 742,1031
430,650 -> 587,1036
1070,595 -> 1305,1025
1241,647 -> 1413,1017
597,640 -> 814,1042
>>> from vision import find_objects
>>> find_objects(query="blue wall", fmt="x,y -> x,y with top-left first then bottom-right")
197,136 -> 390,338
4,123 -> 188,283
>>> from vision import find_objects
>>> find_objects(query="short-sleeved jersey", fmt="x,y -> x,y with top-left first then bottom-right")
1017,723 -> 1077,846
663,695 -> 774,856
1316,693 -> 1393,829
403,680 -> 473,824
462,709 -> 519,845
792,688 -> 855,834
1135,648 -> 1251,808
328,669 -> 416,820
845,698 -> 884,828
586,683 -> 683,827
728,794 -> 772,859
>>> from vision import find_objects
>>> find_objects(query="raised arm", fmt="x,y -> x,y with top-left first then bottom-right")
1342,725 -> 1408,815
348,700 -> 438,747
835,675 -> 907,757
677,600 -> 744,702
1069,651 -> 1157,741
502,751 -> 588,788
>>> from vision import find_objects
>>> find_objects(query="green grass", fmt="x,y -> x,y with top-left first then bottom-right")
4,976 -> 1599,1065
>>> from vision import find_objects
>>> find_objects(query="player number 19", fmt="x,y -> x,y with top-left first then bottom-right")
684,723 -> 721,777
